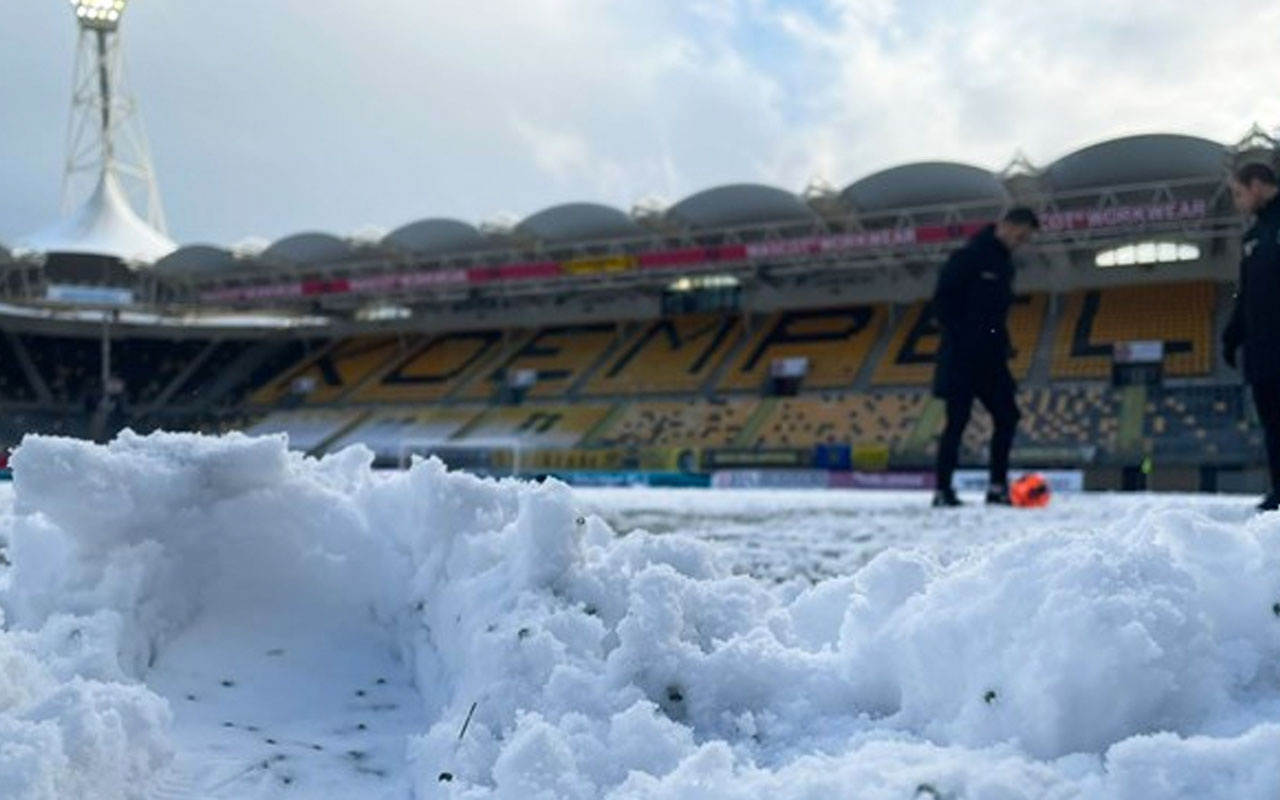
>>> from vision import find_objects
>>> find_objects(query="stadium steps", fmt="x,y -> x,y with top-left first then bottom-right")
133,340 -> 223,419
309,409 -> 373,456
566,324 -> 632,399
193,339 -> 305,411
246,339 -> 343,406
852,308 -> 898,391
1026,296 -> 1063,385
441,331 -> 535,404
902,396 -> 945,455
732,398 -> 778,447
1117,385 -> 1148,456
700,313 -> 757,397
448,406 -> 496,441
579,401 -> 628,446
330,334 -> 426,403
2,330 -> 53,405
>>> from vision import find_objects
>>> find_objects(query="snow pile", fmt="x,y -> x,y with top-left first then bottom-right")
1,431 -> 1280,798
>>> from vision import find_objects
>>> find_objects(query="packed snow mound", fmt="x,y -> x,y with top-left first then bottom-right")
0,431 -> 1278,798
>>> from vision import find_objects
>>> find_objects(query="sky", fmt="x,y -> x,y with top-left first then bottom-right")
2,0 -> 1278,248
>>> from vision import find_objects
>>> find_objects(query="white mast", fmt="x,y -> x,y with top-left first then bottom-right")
18,0 -> 175,264
63,0 -> 167,233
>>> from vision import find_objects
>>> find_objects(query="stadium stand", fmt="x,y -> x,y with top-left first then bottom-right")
1016,386 -> 1122,455
585,314 -> 741,396
114,337 -> 210,407
1143,384 -> 1260,459
0,334 -> 36,403
20,334 -> 100,405
1051,282 -> 1215,379
454,405 -> 612,447
249,335 -> 420,406
167,340 -> 254,406
350,330 -> 510,404
244,408 -> 368,453
872,293 -> 1047,386
226,339 -> 322,408
460,324 -> 619,400
591,399 -> 756,448
717,305 -> 886,392
0,409 -> 90,442
750,392 -> 927,449
912,385 -> 1122,460
327,408 -> 482,460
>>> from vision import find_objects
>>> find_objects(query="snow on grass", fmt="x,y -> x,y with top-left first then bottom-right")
0,433 -> 1277,798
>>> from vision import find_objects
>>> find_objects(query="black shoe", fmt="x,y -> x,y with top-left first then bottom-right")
1258,491 -> 1280,513
986,485 -> 1013,506
932,489 -> 963,508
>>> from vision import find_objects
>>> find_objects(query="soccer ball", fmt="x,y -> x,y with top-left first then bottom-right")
1011,473 -> 1051,508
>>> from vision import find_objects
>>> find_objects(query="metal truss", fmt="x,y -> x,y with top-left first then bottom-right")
63,24 -> 167,232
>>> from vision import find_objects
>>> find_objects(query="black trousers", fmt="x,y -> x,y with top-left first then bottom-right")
936,379 -> 1021,492
1253,377 -> 1280,493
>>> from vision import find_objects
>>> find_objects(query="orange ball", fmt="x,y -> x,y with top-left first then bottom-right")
1011,473 -> 1051,508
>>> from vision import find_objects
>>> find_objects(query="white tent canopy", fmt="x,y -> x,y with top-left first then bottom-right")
16,171 -> 176,265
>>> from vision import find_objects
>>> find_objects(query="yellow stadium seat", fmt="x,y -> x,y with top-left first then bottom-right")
460,324 -> 620,401
872,294 -> 1047,386
718,305 -> 886,391
750,392 -> 927,449
591,399 -> 757,448
1051,282 -> 1214,379
456,405 -> 612,447
586,314 -> 741,395
250,336 -> 421,406
351,330 -> 512,404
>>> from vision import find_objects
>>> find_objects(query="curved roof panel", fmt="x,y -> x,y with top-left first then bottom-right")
517,203 -> 641,242
842,161 -> 1007,212
1046,133 -> 1227,191
668,183 -> 817,229
153,244 -> 240,276
262,232 -> 353,266
384,218 -> 487,256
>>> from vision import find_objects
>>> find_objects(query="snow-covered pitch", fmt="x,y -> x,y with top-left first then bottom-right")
1,431 -> 1279,799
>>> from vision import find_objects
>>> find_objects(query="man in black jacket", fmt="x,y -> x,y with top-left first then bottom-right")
931,207 -> 1040,507
1223,162 -> 1280,512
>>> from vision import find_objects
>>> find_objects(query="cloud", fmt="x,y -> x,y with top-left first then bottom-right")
0,0 -> 1275,246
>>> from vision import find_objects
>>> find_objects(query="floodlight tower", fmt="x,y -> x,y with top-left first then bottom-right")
63,0 -> 167,233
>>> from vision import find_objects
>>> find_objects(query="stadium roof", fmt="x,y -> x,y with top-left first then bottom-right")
153,244 -> 240,276
1046,133 -> 1227,191
842,161 -> 1008,212
384,218 -> 487,256
668,183 -> 817,229
261,232 -> 354,266
128,131 -> 1254,279
517,203 -> 641,242
16,171 -> 176,264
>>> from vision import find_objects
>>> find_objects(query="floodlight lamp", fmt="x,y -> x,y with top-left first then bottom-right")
71,0 -> 128,31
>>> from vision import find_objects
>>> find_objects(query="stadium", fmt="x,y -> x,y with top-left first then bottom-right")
10,3 -> 1280,798
3,122 -> 1278,494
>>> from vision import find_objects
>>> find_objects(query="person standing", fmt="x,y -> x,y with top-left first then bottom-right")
930,207 -> 1040,507
1222,162 -> 1280,512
